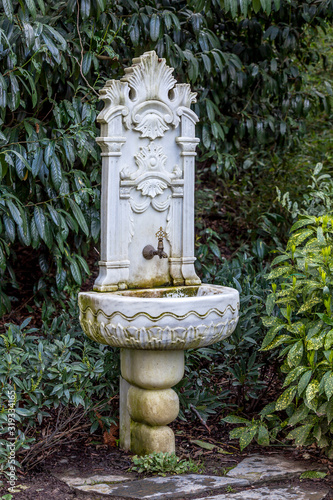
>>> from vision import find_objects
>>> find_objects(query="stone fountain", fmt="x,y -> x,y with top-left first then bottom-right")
78,51 -> 239,456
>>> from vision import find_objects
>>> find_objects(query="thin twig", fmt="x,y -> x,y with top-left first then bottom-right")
75,1 -> 99,97
189,404 -> 211,433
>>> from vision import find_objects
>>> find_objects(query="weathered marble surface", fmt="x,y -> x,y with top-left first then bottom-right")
54,472 -> 131,487
74,474 -> 249,498
226,454 -> 325,482
93,50 -> 201,291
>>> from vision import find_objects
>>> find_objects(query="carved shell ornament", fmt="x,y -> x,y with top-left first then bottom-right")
137,179 -> 168,198
134,112 -> 169,140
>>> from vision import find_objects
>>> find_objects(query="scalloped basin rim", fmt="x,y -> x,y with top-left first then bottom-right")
85,284 -> 238,300
78,284 -> 240,350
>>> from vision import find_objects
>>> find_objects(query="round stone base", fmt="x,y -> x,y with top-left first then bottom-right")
120,349 -> 184,455
128,386 -> 179,426
130,422 -> 175,456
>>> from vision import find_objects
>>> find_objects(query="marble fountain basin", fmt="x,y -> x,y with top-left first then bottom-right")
78,284 -> 239,350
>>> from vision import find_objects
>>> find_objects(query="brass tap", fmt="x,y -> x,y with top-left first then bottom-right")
142,227 -> 168,260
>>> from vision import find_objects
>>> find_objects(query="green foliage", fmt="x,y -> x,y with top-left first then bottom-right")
277,163 -> 333,218
261,208 -> 333,455
130,452 -> 199,476
300,470 -> 327,479
0,296 -> 119,470
0,0 -> 332,313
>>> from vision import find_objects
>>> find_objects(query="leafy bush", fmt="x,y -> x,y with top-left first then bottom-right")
1,0 -> 332,314
277,163 -> 333,219
130,452 -> 199,476
260,212 -> 333,455
0,296 -> 119,471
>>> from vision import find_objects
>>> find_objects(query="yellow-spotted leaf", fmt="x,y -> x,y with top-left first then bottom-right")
239,426 -> 258,451
283,366 -> 308,388
260,334 -> 291,351
275,386 -> 297,411
267,266 -> 292,279
287,340 -> 303,367
287,228 -> 314,249
261,324 -> 285,349
286,424 -> 313,446
297,297 -> 321,314
307,331 -> 326,351
325,374 -> 333,400
305,380 -> 319,403
324,329 -> 333,350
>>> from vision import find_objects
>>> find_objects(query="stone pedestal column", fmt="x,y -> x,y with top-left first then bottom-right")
119,349 -> 184,455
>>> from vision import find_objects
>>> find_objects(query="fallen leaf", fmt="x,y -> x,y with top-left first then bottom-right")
191,439 -> 215,450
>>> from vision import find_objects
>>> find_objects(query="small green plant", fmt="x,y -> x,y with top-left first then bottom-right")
300,471 -> 327,480
226,485 -> 236,493
130,452 -> 200,476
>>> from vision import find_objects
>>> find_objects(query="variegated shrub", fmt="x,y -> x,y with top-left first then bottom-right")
262,213 -> 333,455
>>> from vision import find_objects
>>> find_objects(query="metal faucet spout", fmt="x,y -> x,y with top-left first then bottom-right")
142,227 -> 168,260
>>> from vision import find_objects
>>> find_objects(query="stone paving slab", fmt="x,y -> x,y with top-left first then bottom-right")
225,454 -> 325,483
74,474 -> 249,498
54,472 -> 131,488
202,484 -> 329,500
55,454 -> 329,498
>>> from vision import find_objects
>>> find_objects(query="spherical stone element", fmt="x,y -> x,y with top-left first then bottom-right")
121,349 -> 184,389
127,386 -> 179,426
130,422 -> 175,456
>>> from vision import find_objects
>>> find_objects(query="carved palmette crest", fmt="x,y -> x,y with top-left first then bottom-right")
97,51 -> 197,140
